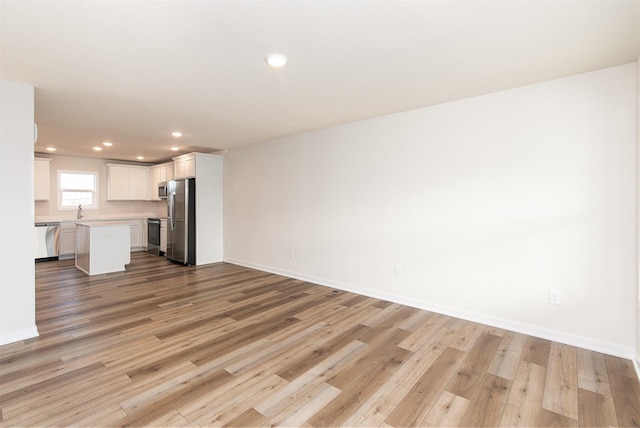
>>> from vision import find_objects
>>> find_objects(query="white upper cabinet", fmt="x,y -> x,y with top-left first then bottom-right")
106,164 -> 150,201
34,157 -> 51,201
173,154 -> 195,179
129,167 -> 149,200
107,165 -> 130,200
165,161 -> 174,182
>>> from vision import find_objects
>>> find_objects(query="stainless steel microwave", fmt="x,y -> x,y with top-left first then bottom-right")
158,182 -> 168,199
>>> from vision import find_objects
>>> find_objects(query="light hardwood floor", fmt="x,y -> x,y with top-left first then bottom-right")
1,252 -> 639,427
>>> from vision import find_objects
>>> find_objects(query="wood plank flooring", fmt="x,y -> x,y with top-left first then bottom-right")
1,252 -> 639,427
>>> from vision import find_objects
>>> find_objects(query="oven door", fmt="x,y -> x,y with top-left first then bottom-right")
147,218 -> 160,255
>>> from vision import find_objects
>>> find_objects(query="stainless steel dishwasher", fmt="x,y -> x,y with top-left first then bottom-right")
34,222 -> 60,262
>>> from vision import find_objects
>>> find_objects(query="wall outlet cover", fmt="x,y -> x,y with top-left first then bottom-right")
394,265 -> 403,277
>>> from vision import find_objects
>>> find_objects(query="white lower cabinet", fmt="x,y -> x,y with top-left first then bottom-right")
142,220 -> 148,249
59,223 -> 77,259
59,219 -> 145,258
129,220 -> 143,250
160,219 -> 167,253
75,223 -> 130,276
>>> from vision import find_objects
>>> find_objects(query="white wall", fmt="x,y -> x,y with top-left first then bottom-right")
224,64 -> 637,358
0,81 -> 37,345
34,154 -> 164,221
194,153 -> 224,265
636,54 -> 640,373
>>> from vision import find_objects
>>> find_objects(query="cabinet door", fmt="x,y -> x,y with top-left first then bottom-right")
142,220 -> 148,249
59,225 -> 76,256
183,157 -> 195,178
108,165 -> 131,200
174,156 -> 195,179
159,165 -> 167,183
34,158 -> 50,201
149,166 -> 161,201
129,221 -> 142,249
174,159 -> 184,179
160,220 -> 167,252
165,162 -> 174,181
129,168 -> 150,200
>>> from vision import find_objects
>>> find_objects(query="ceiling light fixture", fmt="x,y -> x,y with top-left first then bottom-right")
93,146 -> 102,151
136,156 -> 144,160
265,53 -> 288,68
171,146 -> 179,151
171,131 -> 182,138
102,141 -> 112,147
46,147 -> 56,151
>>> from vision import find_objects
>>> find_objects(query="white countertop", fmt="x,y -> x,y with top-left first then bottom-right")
76,221 -> 132,227
34,213 -> 158,223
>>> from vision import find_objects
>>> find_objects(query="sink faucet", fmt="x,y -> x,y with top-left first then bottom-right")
77,204 -> 84,220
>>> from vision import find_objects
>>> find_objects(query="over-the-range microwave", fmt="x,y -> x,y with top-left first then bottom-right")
158,182 -> 168,199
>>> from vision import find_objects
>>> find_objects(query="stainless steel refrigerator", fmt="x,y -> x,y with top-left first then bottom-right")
167,178 -> 196,265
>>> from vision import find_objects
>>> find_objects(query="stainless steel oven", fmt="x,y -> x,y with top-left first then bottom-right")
147,218 -> 161,256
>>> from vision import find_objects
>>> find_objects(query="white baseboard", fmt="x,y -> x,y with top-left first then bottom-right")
225,257 -> 635,361
634,350 -> 640,382
0,326 -> 39,347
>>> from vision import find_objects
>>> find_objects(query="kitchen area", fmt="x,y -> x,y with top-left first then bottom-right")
34,152 -> 223,274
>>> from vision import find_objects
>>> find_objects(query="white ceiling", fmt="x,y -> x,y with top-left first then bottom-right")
1,0 -> 639,163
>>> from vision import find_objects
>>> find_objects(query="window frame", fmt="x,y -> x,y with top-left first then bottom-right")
57,170 -> 99,210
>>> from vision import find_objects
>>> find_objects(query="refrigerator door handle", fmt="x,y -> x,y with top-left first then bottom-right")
169,193 -> 176,231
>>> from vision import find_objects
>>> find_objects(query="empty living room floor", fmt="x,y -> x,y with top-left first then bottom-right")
1,252 -> 639,426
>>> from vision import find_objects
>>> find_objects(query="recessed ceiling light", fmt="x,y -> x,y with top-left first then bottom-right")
171,131 -> 182,138
102,141 -> 112,147
171,146 -> 179,151
46,147 -> 56,151
266,53 -> 288,68
93,146 -> 102,151
136,156 -> 144,160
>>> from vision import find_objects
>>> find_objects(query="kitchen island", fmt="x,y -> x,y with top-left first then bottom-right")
75,222 -> 130,275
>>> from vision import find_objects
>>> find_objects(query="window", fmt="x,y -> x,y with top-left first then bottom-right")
58,171 -> 98,210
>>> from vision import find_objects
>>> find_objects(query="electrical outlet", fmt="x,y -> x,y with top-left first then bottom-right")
289,249 -> 295,260
549,289 -> 562,305
394,265 -> 403,277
